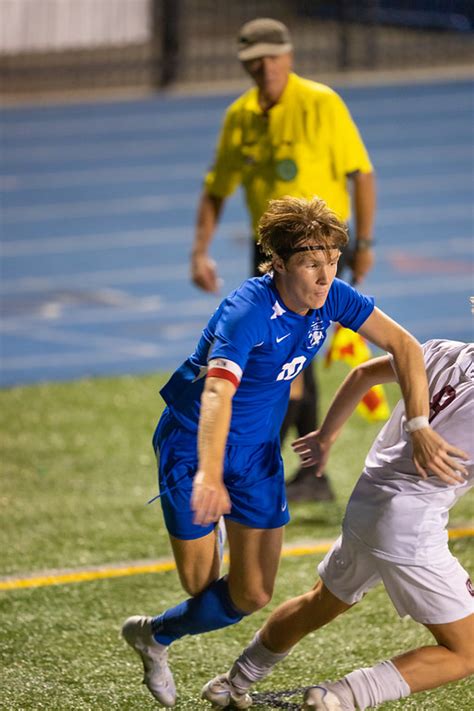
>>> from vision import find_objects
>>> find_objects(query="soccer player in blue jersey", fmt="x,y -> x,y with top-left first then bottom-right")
121,196 -> 464,707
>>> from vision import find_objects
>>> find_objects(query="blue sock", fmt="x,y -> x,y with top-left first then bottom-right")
151,577 -> 245,645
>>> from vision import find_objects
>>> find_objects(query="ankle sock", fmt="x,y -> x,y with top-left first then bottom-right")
345,660 -> 410,709
229,632 -> 290,691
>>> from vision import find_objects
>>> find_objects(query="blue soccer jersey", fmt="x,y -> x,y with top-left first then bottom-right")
160,274 -> 374,444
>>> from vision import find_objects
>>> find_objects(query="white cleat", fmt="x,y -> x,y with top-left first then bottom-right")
303,685 -> 343,710
121,615 -> 176,707
201,673 -> 253,709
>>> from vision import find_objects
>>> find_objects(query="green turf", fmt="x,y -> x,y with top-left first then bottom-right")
1,362 -> 473,709
1,542 -> 472,710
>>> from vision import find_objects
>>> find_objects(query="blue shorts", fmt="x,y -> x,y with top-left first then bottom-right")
153,407 -> 290,540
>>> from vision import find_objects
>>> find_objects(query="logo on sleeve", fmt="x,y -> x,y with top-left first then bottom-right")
467,578 -> 474,597
276,356 -> 307,381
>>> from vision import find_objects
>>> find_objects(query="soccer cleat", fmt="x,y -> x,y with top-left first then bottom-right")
121,615 -> 176,707
302,685 -> 343,710
201,673 -> 253,709
286,471 -> 335,502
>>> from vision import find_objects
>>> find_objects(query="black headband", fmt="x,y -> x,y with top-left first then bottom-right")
277,244 -> 340,258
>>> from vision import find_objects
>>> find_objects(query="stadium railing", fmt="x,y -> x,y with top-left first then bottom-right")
0,0 -> 472,97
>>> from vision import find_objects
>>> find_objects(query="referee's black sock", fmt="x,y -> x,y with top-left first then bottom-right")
280,399 -> 301,443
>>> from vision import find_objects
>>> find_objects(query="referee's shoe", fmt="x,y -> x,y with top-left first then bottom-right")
286,469 -> 335,502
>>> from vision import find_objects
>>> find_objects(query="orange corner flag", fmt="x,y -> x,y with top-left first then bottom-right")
325,325 -> 391,422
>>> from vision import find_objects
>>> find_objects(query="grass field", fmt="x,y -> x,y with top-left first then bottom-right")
1,361 -> 473,710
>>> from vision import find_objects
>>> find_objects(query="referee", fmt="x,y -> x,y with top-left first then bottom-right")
190,18 -> 376,502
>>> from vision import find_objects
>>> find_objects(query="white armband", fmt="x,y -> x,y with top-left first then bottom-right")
404,416 -> 429,433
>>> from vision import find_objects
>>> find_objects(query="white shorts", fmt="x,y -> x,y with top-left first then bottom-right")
318,533 -> 474,625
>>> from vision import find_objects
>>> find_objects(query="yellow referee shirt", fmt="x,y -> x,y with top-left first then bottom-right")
204,73 -> 373,233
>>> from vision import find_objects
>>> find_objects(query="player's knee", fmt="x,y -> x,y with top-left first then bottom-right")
230,586 -> 273,613
181,580 -> 207,597
440,638 -> 474,678
308,580 -> 352,619
458,647 -> 474,677
179,570 -> 218,597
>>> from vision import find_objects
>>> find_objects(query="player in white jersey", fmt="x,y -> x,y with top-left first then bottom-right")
202,339 -> 473,710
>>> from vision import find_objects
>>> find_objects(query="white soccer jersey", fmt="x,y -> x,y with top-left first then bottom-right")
344,339 -> 474,565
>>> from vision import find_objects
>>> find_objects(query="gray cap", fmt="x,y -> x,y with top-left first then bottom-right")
237,18 -> 292,61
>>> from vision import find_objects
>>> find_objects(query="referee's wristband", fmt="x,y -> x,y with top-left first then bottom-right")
355,238 -> 374,251
404,416 -> 429,433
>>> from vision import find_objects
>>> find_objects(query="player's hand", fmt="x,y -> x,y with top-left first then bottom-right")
191,470 -> 231,526
350,247 -> 374,285
191,253 -> 220,293
411,427 -> 469,484
291,430 -> 332,476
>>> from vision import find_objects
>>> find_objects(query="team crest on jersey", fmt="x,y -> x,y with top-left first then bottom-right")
304,320 -> 326,350
467,578 -> 474,597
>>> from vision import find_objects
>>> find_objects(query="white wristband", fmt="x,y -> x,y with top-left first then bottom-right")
404,416 -> 429,433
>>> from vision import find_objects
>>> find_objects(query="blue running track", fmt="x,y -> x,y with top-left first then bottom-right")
1,79 -> 473,387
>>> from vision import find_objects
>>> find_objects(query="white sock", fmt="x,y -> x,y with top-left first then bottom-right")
229,632 -> 290,692
345,660 -> 411,709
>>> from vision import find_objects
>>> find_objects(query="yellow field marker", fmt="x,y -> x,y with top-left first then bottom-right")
1,529 -> 472,592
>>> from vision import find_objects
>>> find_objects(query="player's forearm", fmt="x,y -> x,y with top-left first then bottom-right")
198,378 -> 234,480
388,334 -> 429,421
319,357 -> 394,443
192,191 -> 223,257
359,309 -> 429,422
353,171 -> 376,244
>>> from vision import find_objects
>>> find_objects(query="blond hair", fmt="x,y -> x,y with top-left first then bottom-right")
257,196 -> 348,273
